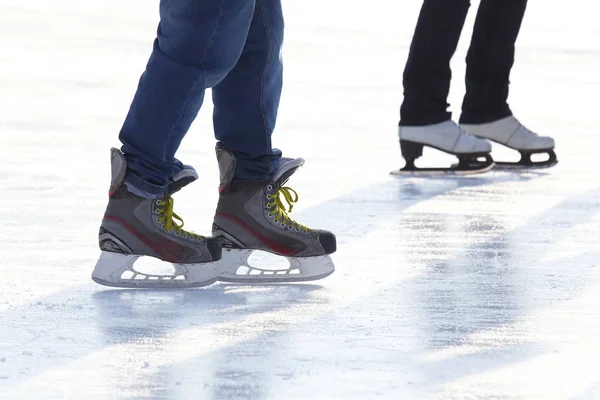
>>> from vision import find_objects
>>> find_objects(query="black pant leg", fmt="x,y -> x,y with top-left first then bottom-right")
459,0 -> 528,124
400,0 -> 471,126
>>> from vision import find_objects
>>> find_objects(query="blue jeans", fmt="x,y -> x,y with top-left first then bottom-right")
119,0 -> 284,196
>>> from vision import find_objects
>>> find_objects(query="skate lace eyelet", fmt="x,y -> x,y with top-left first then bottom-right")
153,196 -> 204,241
267,184 -> 273,191
266,186 -> 313,234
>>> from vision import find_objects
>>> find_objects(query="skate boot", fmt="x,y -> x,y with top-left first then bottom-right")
461,116 -> 557,170
92,148 -> 222,288
212,143 -> 336,283
392,120 -> 494,176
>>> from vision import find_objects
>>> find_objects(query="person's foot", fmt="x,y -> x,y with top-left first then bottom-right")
393,120 -> 494,176
461,116 -> 557,169
212,143 -> 336,282
92,148 -> 222,288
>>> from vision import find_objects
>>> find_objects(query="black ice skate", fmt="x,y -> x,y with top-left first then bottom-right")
212,143 -> 336,283
92,148 -> 222,288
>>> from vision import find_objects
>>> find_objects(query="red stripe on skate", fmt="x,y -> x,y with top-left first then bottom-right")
103,215 -> 190,263
215,212 -> 297,256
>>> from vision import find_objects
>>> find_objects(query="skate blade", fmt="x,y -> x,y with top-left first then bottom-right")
391,155 -> 495,177
217,249 -> 335,283
493,160 -> 558,170
91,251 -> 220,289
493,150 -> 558,171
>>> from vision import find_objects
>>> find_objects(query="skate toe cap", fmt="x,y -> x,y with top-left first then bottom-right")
455,135 -> 491,154
477,138 -> 493,153
533,136 -> 555,150
317,231 -> 336,254
466,137 -> 492,153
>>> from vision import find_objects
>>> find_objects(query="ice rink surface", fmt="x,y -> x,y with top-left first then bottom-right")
1,0 -> 599,399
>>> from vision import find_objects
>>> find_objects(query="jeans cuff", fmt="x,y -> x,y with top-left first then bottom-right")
124,170 -> 167,199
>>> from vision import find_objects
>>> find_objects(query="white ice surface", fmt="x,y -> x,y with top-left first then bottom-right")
1,0 -> 600,399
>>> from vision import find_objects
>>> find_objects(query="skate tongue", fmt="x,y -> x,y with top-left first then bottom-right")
167,165 -> 198,195
273,157 -> 305,187
215,142 -> 304,188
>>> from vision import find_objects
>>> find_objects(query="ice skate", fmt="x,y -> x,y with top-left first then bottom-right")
461,116 -> 557,170
212,143 -> 336,283
392,120 -> 494,176
92,148 -> 222,288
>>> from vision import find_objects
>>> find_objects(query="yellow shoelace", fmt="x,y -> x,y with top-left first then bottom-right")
156,197 -> 203,240
267,187 -> 312,233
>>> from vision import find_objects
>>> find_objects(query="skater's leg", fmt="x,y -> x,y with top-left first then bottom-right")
211,0 -> 283,180
459,0 -> 528,124
457,0 -> 555,169
93,0 -> 260,288
400,0 -> 471,126
396,0 -> 491,176
119,0 -> 256,196
209,0 -> 336,282
213,143 -> 337,283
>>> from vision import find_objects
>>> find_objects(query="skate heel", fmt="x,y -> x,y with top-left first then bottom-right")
400,139 -> 424,159
91,251 -> 220,288
92,251 -> 139,283
217,249 -> 335,283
